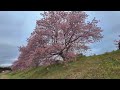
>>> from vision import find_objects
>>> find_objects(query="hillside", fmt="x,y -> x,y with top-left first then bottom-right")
1,50 -> 120,79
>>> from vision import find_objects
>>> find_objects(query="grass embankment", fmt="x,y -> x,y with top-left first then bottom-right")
1,50 -> 120,79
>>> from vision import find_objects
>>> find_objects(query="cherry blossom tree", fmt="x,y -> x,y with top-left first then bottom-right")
12,11 -> 103,70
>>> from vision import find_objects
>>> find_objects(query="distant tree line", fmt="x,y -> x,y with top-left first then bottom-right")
0,67 -> 12,73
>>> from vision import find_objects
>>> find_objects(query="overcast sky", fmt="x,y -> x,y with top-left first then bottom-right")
0,11 -> 120,66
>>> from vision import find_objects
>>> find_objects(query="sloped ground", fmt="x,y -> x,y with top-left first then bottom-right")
1,50 -> 120,79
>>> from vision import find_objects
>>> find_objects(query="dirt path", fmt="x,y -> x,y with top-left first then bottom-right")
0,72 -> 10,79
0,74 -> 9,79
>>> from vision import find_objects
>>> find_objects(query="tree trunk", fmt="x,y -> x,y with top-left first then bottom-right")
59,53 -> 65,60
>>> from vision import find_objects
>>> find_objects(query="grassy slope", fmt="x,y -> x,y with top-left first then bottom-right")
1,50 -> 120,79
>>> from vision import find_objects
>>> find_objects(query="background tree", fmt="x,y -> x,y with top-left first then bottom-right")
114,35 -> 120,50
12,11 -> 103,70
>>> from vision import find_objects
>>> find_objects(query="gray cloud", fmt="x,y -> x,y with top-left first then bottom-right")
0,42 -> 19,66
86,11 -> 120,55
0,11 -> 41,66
